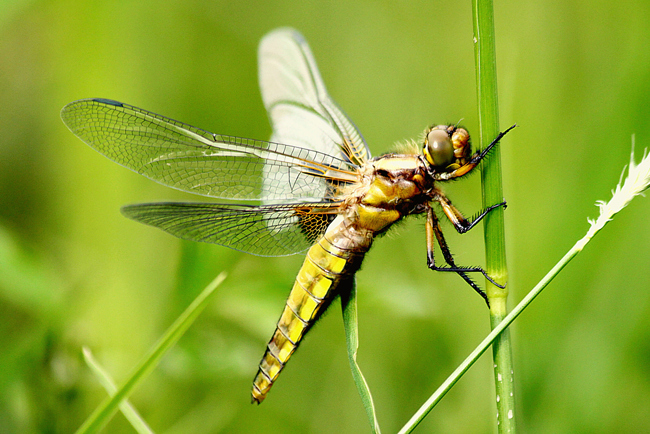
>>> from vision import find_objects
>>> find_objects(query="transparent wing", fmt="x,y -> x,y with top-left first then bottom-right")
121,201 -> 341,256
61,98 -> 357,202
259,28 -> 371,173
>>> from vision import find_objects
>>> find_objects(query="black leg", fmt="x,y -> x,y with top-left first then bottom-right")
426,207 -> 505,305
468,124 -> 517,166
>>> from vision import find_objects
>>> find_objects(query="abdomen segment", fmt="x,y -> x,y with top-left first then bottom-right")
251,233 -> 366,403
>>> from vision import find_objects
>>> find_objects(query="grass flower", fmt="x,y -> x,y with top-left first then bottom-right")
580,138 -> 650,249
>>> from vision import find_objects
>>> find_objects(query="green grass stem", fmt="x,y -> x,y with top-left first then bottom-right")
471,0 -> 517,432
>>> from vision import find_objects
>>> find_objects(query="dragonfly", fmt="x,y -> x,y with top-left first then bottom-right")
61,28 -> 514,404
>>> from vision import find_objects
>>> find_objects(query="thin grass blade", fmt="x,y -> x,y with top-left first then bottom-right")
76,272 -> 226,434
341,279 -> 381,434
82,347 -> 154,434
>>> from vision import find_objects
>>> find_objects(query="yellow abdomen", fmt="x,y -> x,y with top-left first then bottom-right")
251,218 -> 368,403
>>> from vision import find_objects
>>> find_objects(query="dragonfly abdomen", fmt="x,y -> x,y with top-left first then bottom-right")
251,216 -> 371,404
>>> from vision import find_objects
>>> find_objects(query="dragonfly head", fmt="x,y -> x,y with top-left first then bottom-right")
422,125 -> 471,174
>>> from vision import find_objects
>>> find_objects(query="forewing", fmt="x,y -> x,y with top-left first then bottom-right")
259,28 -> 371,171
121,202 -> 340,256
61,98 -> 356,202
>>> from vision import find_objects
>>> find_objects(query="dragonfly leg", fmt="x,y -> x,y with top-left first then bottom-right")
425,207 -> 504,305
434,193 -> 506,234
467,124 -> 517,167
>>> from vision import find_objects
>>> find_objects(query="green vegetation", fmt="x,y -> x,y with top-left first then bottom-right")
1,1 -> 650,432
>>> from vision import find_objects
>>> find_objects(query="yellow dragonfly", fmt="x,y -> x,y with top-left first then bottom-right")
61,28 -> 513,404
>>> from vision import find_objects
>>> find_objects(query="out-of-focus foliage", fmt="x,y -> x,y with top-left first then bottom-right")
1,0 -> 649,432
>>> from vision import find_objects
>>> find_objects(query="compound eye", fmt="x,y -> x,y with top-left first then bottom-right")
424,129 -> 455,168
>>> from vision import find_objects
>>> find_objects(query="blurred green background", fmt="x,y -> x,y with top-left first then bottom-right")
2,0 -> 650,432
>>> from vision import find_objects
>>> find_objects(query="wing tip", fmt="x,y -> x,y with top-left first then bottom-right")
259,27 -> 307,57
263,27 -> 303,41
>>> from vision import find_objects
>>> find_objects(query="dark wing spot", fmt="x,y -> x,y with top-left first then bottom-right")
92,98 -> 123,106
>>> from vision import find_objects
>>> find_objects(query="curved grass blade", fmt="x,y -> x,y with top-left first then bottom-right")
340,279 -> 381,433
82,347 -> 154,434
76,272 -> 226,434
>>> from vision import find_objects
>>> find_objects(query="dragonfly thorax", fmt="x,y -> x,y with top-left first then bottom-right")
348,155 -> 433,232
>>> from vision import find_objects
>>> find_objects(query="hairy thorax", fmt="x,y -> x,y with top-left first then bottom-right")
337,154 -> 433,242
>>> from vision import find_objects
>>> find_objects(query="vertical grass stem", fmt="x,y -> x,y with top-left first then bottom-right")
472,0 -> 517,432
